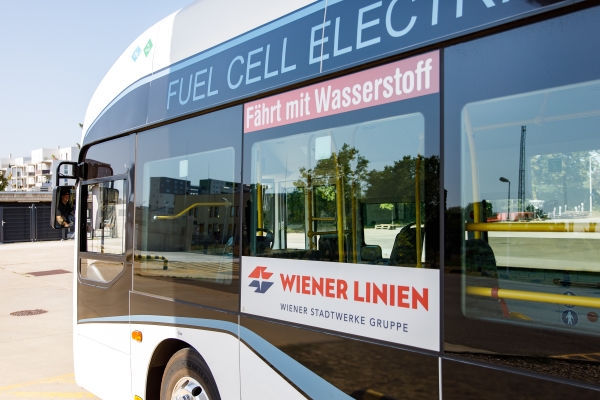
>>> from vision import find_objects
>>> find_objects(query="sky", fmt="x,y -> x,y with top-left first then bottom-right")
0,0 -> 194,159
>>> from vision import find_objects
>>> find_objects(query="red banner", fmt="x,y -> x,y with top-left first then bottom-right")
244,51 -> 439,133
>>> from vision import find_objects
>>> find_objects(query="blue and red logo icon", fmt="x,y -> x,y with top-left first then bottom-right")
248,266 -> 273,294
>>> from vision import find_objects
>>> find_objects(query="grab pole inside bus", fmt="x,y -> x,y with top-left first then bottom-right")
464,110 -> 482,239
416,155 -> 422,268
333,152 -> 345,263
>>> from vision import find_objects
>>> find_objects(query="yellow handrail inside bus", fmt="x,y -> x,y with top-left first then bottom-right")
415,155 -> 422,268
351,180 -> 357,264
334,153 -> 345,263
465,222 -> 597,233
467,286 -> 600,308
257,184 -> 264,235
306,174 -> 315,249
465,110 -> 482,240
153,202 -> 231,220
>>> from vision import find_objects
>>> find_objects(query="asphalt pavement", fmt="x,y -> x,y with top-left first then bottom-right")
0,240 -> 97,399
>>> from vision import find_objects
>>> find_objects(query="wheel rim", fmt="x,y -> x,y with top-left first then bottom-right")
171,377 -> 210,400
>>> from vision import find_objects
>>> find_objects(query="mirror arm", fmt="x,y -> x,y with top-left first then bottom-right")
55,162 -> 87,185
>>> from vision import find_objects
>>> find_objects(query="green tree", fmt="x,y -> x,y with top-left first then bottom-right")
366,155 -> 441,264
0,171 -> 11,191
365,154 -> 440,212
286,188 -> 305,229
294,143 -> 369,218
77,123 -> 83,150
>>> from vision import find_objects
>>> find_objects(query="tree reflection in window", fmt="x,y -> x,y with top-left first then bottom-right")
249,113 -> 439,268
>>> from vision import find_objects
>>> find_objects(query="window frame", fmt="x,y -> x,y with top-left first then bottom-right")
131,105 -> 243,311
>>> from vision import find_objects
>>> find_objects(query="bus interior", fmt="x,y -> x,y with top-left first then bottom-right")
247,112 -> 437,268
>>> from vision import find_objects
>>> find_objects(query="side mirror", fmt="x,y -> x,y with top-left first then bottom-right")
51,186 -> 75,229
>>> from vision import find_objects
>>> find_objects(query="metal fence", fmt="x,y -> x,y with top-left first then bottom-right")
0,204 -> 67,243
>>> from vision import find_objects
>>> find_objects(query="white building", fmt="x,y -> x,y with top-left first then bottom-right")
0,156 -> 15,167
7,157 -> 31,191
31,148 -> 56,164
59,146 -> 79,162
1,146 -> 80,192
0,156 -> 15,191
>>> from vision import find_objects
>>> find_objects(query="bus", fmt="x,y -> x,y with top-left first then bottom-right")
52,0 -> 600,399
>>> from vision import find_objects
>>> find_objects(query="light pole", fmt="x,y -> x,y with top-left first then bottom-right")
500,177 -> 510,220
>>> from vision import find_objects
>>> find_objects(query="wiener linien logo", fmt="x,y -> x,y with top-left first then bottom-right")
248,266 -> 273,294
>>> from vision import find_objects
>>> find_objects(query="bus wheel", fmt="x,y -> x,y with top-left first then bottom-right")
160,348 -> 220,400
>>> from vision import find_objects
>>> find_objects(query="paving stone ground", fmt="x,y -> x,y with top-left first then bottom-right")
0,240 -> 98,399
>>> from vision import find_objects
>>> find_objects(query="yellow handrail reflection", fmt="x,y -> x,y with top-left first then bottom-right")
465,222 -> 597,233
467,286 -> 600,308
153,202 -> 231,220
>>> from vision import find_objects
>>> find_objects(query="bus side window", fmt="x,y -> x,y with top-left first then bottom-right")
460,77 -> 600,334
246,113 -> 438,269
133,107 -> 242,312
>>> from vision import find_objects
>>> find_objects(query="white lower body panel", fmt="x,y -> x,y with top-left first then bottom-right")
76,316 -> 349,399
239,343 -> 306,400
74,333 -> 131,400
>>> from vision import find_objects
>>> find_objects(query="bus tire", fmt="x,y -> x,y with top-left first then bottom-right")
160,348 -> 220,400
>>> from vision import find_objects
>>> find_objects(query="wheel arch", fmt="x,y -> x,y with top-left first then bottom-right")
145,338 -> 190,400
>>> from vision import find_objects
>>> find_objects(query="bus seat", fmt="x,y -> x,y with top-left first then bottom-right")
361,245 -> 382,262
464,239 -> 498,277
255,228 -> 273,255
269,249 -> 322,260
318,234 -> 343,262
388,223 -> 424,266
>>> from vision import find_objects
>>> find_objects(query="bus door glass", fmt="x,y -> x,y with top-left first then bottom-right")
462,79 -> 600,332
